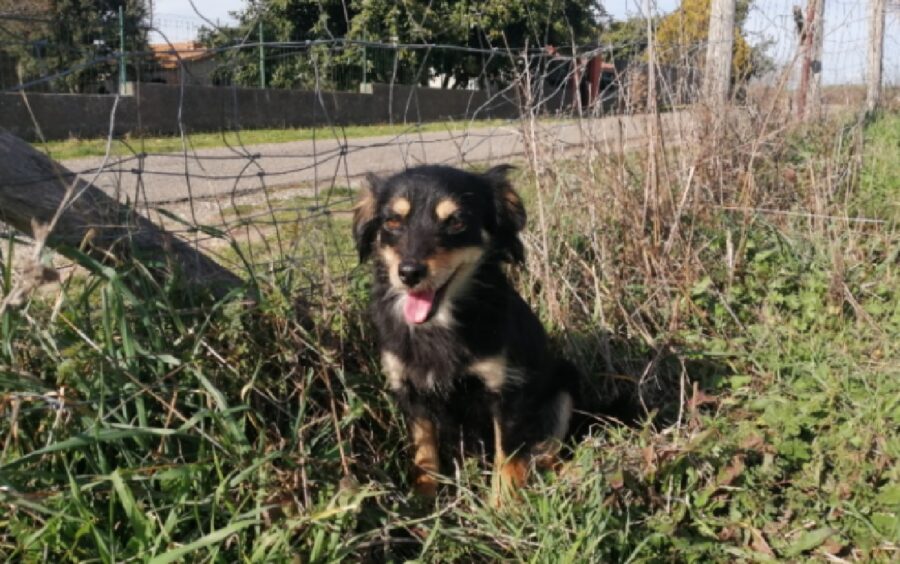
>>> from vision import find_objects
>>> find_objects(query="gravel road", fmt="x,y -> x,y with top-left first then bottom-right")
60,112 -> 693,205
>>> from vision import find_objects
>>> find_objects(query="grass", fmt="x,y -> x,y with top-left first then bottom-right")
857,112 -> 900,222
1,109 -> 898,562
33,119 -> 516,161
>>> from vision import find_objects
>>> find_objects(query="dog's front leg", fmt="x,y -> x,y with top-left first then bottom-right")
409,415 -> 440,497
491,404 -> 528,505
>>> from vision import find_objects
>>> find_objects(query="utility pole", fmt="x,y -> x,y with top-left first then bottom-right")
703,0 -> 736,106
866,0 -> 886,113
259,20 -> 266,89
118,5 -> 126,94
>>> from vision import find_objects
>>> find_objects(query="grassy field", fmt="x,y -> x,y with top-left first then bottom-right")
1,110 -> 898,562
33,119 -> 514,161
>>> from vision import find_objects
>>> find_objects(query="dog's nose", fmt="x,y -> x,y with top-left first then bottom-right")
398,261 -> 427,287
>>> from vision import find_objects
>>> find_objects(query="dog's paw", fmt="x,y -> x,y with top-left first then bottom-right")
491,455 -> 529,507
500,456 -> 529,487
412,473 -> 439,498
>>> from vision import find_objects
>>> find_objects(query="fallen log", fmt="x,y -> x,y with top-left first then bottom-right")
0,128 -> 244,298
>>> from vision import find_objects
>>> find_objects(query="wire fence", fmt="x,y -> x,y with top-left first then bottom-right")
1,0 -> 898,284
0,0 -> 898,468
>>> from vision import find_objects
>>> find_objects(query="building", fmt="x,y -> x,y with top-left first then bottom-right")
147,41 -> 217,86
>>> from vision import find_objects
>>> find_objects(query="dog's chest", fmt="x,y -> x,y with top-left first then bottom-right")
379,324 -> 508,397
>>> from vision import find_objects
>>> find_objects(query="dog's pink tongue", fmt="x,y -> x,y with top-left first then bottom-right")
404,289 -> 436,324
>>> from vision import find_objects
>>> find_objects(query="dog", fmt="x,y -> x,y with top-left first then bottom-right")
353,164 -> 578,498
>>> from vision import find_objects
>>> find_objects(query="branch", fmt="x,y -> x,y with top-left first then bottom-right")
0,128 -> 245,300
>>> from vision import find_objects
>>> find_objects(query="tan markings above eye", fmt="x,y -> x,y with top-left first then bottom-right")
435,199 -> 459,220
390,197 -> 411,217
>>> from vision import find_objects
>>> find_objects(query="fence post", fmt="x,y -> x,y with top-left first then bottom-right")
794,0 -> 821,121
362,34 -> 367,90
118,5 -> 126,94
866,0 -> 886,113
259,20 -> 266,89
703,0 -> 736,106
644,0 -> 655,112
808,0 -> 826,117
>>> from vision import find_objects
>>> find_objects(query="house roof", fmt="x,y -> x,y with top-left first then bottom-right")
150,41 -> 215,70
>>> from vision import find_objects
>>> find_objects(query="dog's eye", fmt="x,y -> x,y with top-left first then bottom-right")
384,216 -> 403,232
446,215 -> 466,234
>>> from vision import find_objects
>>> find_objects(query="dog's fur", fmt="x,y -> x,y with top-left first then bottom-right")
353,164 -> 578,496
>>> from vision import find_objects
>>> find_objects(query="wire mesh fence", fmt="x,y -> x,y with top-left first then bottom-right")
0,0 -> 898,427
0,1 -> 896,300
0,1 -> 895,278
1,4 -> 899,559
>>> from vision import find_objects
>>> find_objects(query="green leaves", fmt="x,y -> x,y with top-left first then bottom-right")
783,527 -> 836,558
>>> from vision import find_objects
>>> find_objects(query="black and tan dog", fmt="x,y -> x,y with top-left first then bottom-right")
353,164 -> 578,497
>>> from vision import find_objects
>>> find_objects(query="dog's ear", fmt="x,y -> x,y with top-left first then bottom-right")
353,173 -> 384,261
483,164 -> 526,263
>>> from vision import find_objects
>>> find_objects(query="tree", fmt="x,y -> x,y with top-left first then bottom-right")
653,0 -> 759,81
199,0 -> 351,89
0,0 -> 148,93
0,1 -> 52,87
200,0 -> 604,90
598,15 -> 653,66
346,0 -> 603,88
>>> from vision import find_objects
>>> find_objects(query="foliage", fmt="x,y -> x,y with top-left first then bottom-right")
0,0 -> 52,87
0,0 -> 148,92
856,112 -> 900,222
654,0 -> 759,80
200,0 -> 604,90
599,15 -> 651,65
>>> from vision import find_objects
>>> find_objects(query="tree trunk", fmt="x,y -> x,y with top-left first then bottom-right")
0,128 -> 244,298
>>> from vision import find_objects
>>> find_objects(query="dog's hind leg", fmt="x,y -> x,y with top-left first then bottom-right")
409,416 -> 440,497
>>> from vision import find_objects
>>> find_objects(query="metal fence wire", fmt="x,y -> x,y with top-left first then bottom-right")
0,0 -> 897,282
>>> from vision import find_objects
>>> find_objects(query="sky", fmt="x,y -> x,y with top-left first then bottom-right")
150,0 -> 899,85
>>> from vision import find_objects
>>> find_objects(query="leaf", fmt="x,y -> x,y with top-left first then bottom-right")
151,354 -> 182,366
110,469 -> 153,545
728,375 -> 753,389
148,519 -> 258,564
877,484 -> 900,507
777,439 -> 811,462
783,527 -> 835,557
0,427 -> 181,472
871,513 -> 899,537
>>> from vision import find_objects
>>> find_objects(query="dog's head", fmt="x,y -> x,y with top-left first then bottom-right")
353,164 -> 526,325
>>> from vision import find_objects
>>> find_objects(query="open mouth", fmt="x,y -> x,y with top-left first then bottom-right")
402,270 -> 458,325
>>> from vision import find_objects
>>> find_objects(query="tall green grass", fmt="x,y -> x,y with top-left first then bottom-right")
1,111 -> 898,561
